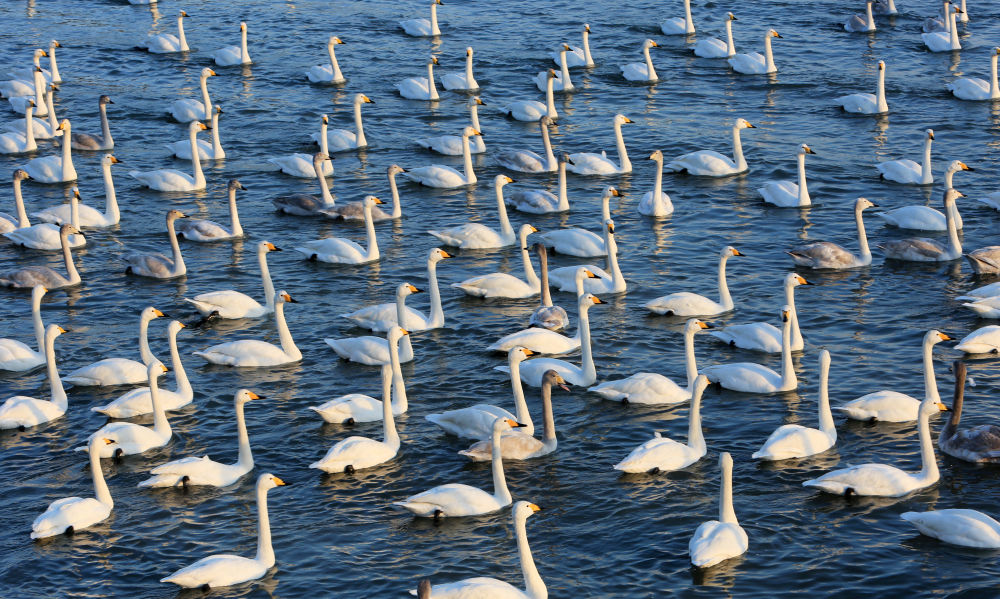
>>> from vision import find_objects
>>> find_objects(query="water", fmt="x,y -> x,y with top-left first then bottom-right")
1,0 -> 999,596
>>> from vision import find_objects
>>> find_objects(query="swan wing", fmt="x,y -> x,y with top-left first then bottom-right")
878,206 -> 946,231
539,229 -> 606,257
701,362 -> 782,393
495,150 -> 547,173
176,219 -> 232,241
0,339 -> 44,371
881,238 -> 947,262
309,394 -> 382,424
503,100 -> 546,122
901,510 -> 1000,548
837,93 -> 877,114
0,396 -> 65,428
955,326 -> 1000,354
728,52 -> 766,74
614,435 -> 700,472
452,273 -> 536,299
459,431 -> 547,461
394,483 -> 503,517
837,391 -> 920,422
186,291 -> 266,319
711,323 -> 782,352
589,373 -> 688,404
566,152 -> 619,175
31,497 -> 109,539
694,37 -> 729,58
876,159 -> 922,183
752,424 -> 834,460
194,340 -> 293,367
426,405 -> 516,439
487,327 -> 577,354
644,292 -> 726,317
666,151 -> 739,176
0,266 -> 71,289
428,223 -> 506,249
788,241 -> 861,269
947,77 -> 991,101
311,436 -> 396,471
689,521 -> 748,568
803,463 -> 918,496
64,358 -> 147,386
324,336 -> 390,365
405,165 -> 466,188
162,555 -> 266,588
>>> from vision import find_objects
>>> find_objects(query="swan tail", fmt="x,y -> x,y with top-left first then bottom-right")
137,474 -> 185,488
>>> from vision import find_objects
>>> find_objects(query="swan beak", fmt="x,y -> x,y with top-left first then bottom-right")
336,38 -> 345,45
273,476 -> 287,486
439,249 -> 452,258
247,391 -> 264,400
611,188 -> 620,197
607,223 -> 615,233
804,146 -> 816,155
57,326 -> 69,334
522,348 -> 535,356
584,270 -> 598,279
563,43 -> 571,50
938,402 -> 951,412
363,96 -> 374,104
938,332 -> 952,341
473,129 -> 483,136
698,321 -> 713,329
730,14 -> 738,20
103,438 -> 115,445
161,364 -> 170,373
732,249 -> 745,256
372,196 -> 384,204
928,131 -> 935,140
565,156 -> 575,165
208,69 -> 217,76
505,419 -> 527,428
651,41 -> 659,47
585,24 -> 591,32
529,226 -> 538,232
283,293 -> 299,303
623,117 -> 633,123
745,122 -> 756,128
528,503 -> 541,512
40,51 -> 48,58
961,163 -> 973,171
505,176 -> 515,183
267,243 -> 282,251
180,11 -> 188,17
772,31 -> 782,38
431,56 -> 439,65
798,276 -> 813,285
592,296 -> 603,304
782,312 -> 790,322
868,201 -> 879,208
73,189 -> 81,198
400,328 -> 410,335
476,98 -> 486,105
408,284 -> 423,293
110,155 -> 121,164
153,308 -> 167,317
322,115 -> 329,124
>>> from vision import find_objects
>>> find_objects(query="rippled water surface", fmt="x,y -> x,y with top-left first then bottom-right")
2,0 -> 1000,596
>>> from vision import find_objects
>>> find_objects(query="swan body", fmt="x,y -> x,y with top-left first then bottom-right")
614,376 -> 709,473
131,122 -> 207,191
901,510 -> 1000,549
430,175 -> 516,248
489,267 -> 592,351
702,306 -> 797,393
309,332 -> 408,424
535,45 -> 574,92
0,224 -> 81,289
938,362 -> 1000,463
662,0 -> 695,34
33,155 -> 122,227
876,129 -> 934,185
837,60 -> 889,114
400,0 -> 442,37
7,69 -> 46,116
186,241 -> 279,319
689,453 -> 748,568
948,48 -> 1000,100
124,210 -> 187,278
567,114 -> 633,175
551,24 -> 594,68
503,69 -> 557,122
495,117 -> 556,173
646,246 -> 742,316
213,22 -> 252,66
877,159 -> 970,231
753,350 -> 836,460
922,7 -> 962,52
23,120 -> 76,183
176,179 -> 245,242
452,224 -> 541,299
195,292 -> 302,367
503,294 -> 602,387
272,152 -> 337,215
313,94 -> 372,152
5,188 -> 86,250
844,2 -> 876,32
728,30 -> 781,74
442,47 -> 479,91
962,296 -> 1000,318
955,326 -> 1000,354
71,95 -> 114,151
957,282 -> 1000,301
307,37 -> 346,83
967,247 -> 1000,275
0,325 -> 68,429
295,197 -> 382,263
620,39 -> 659,82
168,68 -> 216,122
789,197 -> 876,269
418,97 -> 487,154
397,57 -> 440,100
506,153 -> 574,214
639,152 -> 673,217
710,273 -> 809,352
63,307 -> 164,387
271,116 -> 334,177
0,285 -> 46,371
537,186 -> 616,256
7,90 -> 59,139
325,307 -> 415,365
760,144 -> 815,207
167,106 -> 224,160
694,13 -> 737,58
30,437 -> 116,539
548,220 -> 625,294
881,189 -> 963,262
140,11 -> 189,53
407,126 -> 481,188
667,118 -> 754,176
81,362 -> 173,458
0,102 -> 37,154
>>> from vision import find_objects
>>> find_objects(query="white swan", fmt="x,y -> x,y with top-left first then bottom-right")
4,89 -> 60,139
0,169 -> 31,233
71,95 -> 114,151
901,510 -> 1000,549
728,29 -> 781,74
393,418 -> 524,518
701,305 -> 797,393
923,0 -> 951,32
538,187 -> 616,257
505,154 -> 573,214
759,144 -> 815,207
131,122 -> 207,191
804,397 -> 941,497
837,60 -> 889,114
271,153 -> 337,215
844,1 -> 876,32
646,246 -> 743,316
948,47 -> 1000,100
161,473 -> 287,589
124,210 -> 187,278
175,179 -> 244,242
140,390 -> 263,489
753,350 -> 836,460
3,50 -> 45,94
923,5 -> 962,52
428,175 -> 514,248
452,224 -> 541,299
195,292 -> 302,367
838,330 -> 950,422
620,39 -> 660,82
9,43 -> 59,83
33,154 -> 121,227
0,101 -> 37,154
400,0 -> 443,37
662,0 -> 695,34
341,248 -> 451,332
186,241 -> 280,319
81,361 -> 172,458
167,105 -> 224,160
639,150 -> 674,216
442,47 -> 479,91
168,68 -> 216,122
5,188 -> 86,250
503,294 -> 602,387
213,21 -> 252,66
957,282 -> 1000,301
666,118 -> 755,176
689,452 -> 748,568
295,196 -> 382,263
876,129 -> 934,185
488,282 -> 598,354
534,45 -> 574,92
551,24 -> 594,68
7,68 -> 46,115
503,69 -> 558,122
695,13 -> 737,58
876,161 -> 971,230
140,10 -> 189,53
614,376 -> 709,473
270,115 -> 334,177
418,97 -> 487,154
955,326 -> 1000,354
0,285 -> 46,371
325,313 -> 414,366
63,307 -> 165,387
406,126 -> 481,188
314,93 -> 373,152
23,120 -> 76,183
962,296 -> 1000,318
307,36 -> 346,83
788,197 -> 876,269
710,273 -> 810,352
0,224 -> 81,289
495,116 -> 556,173
30,437 -> 116,539
567,114 -> 632,175
93,321 -> 192,418
881,189 -> 962,262
396,56 -> 440,101
548,219 -> 626,294
0,324 -> 68,429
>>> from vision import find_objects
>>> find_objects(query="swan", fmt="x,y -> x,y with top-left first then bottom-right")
309,328 -> 408,424
529,245 -> 568,330
876,129 -> 934,185
538,187 -> 616,257
689,452 -> 748,568
140,390 -> 263,489
874,0 -> 897,14
639,151 -> 673,216
161,473 -> 287,589
428,175 -> 514,247
30,437 -> 117,539
396,56 -> 440,101
213,21 -> 252,66
124,210 -> 188,278
711,273 -> 810,353
938,361 -> 1000,463
662,0 -> 695,34
0,285 -> 47,371
759,144 -> 815,207
667,118 -> 755,176
70,96 -> 114,151
407,501 -> 545,598
167,105 -> 224,160
901,509 -> 1000,549
613,376 -> 709,473
957,282 -> 1000,301
844,1 -> 876,32
195,292 -> 301,367
645,246 -> 743,316
923,5 -> 962,52
93,321 -> 192,418
0,101 -> 37,154
0,224 -> 82,289
33,154 -> 121,227
567,114 -> 632,175
2,51 -> 45,95
506,153 -> 573,214
7,68 -> 46,115
460,370 -> 569,461
175,179 -> 245,242
966,246 -> 1000,274
752,350 -> 836,460
495,116 -> 556,173
393,418 -> 525,518
963,296 -> 1000,318
876,161 -> 972,230
3,89 -> 60,139
701,306 -> 798,393
452,224 -> 541,299
503,69 -> 557,122
341,247 -> 451,332
620,39 -> 660,82
881,189 -> 962,262
418,97 -> 487,154
130,122 -> 207,191
489,278 -> 598,354
442,47 -> 479,91
728,29 -> 781,74
5,188 -> 86,250
325,311 -> 414,366
695,13 -> 737,58
168,68 -> 216,122
313,93 -> 373,152
269,115 -> 334,177
323,166 -> 400,220
400,0 -> 442,37
551,24 -> 594,68
19,40 -> 60,83
0,324 -> 68,429
788,197 -> 876,269
838,330 -> 951,422
406,126 -> 481,188
948,47 -> 1000,100
837,60 -> 889,115
804,397 -> 941,497
23,120 -> 76,183
186,241 -> 281,319
307,36 -> 346,83
272,153 -> 337,215
0,169 -> 31,233
81,361 -> 173,458
955,326 -> 1000,354
63,306 -> 164,387
310,356 -> 402,473
295,196 -> 382,263
534,45 -> 574,92
548,219 -> 626,294
139,10 -> 189,53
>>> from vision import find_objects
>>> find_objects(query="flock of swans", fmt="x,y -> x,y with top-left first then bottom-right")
1,0 -> 1000,595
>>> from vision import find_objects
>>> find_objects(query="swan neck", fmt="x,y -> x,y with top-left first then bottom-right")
949,11 -> 960,48
46,91 -> 57,131
687,386 -> 705,454
516,511 -> 546,599
579,301 -> 595,381
166,216 -> 185,276
945,376 -> 963,433
228,186 -> 243,237
274,301 -> 301,361
235,398 -> 253,469
461,132 -> 475,184
388,330 -> 408,413
540,381 -> 556,444
605,229 -> 625,291
731,125 -> 747,172
33,71 -> 44,108
60,122 -> 73,180
719,459 -> 738,524
465,52 -> 474,85
866,2 -> 875,28
210,113 -> 222,154
430,2 -> 440,35
102,159 -> 119,222
31,289 -> 44,353
24,107 -> 36,148
167,326 -> 191,397
188,125 -> 204,187
254,483 -> 275,567
854,204 -> 872,264
683,0 -> 694,32
427,61 -> 439,100
818,358 -> 835,438
61,228 -> 80,283
362,202 -> 379,261
48,46 -> 60,82
764,35 -> 776,72
653,155 -> 664,209
684,326 -> 699,389
90,441 -> 113,508
944,197 -> 961,258
521,242 -> 540,289
381,365 -> 399,448
327,44 -> 343,81
177,16 -> 188,51
539,250 -> 552,307
45,329 -> 66,412
557,159 -> 568,211
240,26 -> 250,63
545,71 -> 557,118
490,423 -> 512,506
921,136 -> 933,184
717,253 -> 733,310
388,169 -> 402,218
559,49 -> 572,87
99,102 -> 112,147
780,311 -> 794,389
796,152 -> 809,204
199,74 -> 212,116
917,402 -> 939,484
496,181 -> 513,239
991,54 -> 999,97
507,356 -> 532,432
259,247 -> 276,311
149,371 -> 171,438
316,154 -> 335,207
138,314 -> 155,365
876,67 -> 888,113
643,45 -> 657,80
613,120 -> 631,173
582,29 -> 593,65
921,335 -> 941,403
785,279 -> 802,348
420,259 -> 442,330
540,122 -> 556,171
353,100 -> 367,148
12,177 -> 30,227
601,191 -> 611,222
725,20 -> 735,55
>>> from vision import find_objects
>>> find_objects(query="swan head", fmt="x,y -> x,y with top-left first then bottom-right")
614,114 -> 633,126
855,197 -> 877,211
561,153 -> 575,165
768,29 -> 782,38
239,22 -> 248,31
148,360 -> 169,378
605,219 -> 615,234
57,119 -> 71,132
943,188 -> 964,205
166,209 -> 187,222
947,160 -> 973,174
927,330 -> 953,346
277,290 -> 298,305
388,164 -> 407,176
575,267 -> 599,281
727,12 -> 737,20
509,346 -> 535,364
258,241 -> 281,254
59,223 -> 79,237
920,396 -> 949,416
687,318 -> 713,333
469,96 -> 486,107
495,174 -> 514,187
648,150 -> 663,161
14,169 -> 30,181
50,40 -> 61,49
357,93 -> 374,105
542,369 -> 571,392
189,121 -> 208,132
387,325 -> 409,346
428,247 -> 452,263
518,223 -> 538,246
235,389 -> 265,405
433,0 -> 443,5
90,437 -> 116,450
328,36 -> 345,46
926,129 -> 935,140
71,187 -> 81,201
724,246 -> 744,258
877,60 -> 885,71
781,305 -> 792,323
994,47 -> 1000,56
103,154 -> 120,166
429,55 -> 439,66
214,105 -> 223,116
363,196 -> 384,207
494,417 -> 527,433
562,43 -> 572,52
32,284 -> 47,299
465,47 -> 473,56
462,126 -> 482,138
35,49 -> 47,59
168,320 -> 186,335
580,292 -> 603,309
142,306 -> 169,321
229,179 -> 247,192
201,67 -> 217,78
399,282 -> 423,297
584,23 -> 591,32
321,114 -> 329,125
735,118 -> 755,130
547,69 -> 557,80
45,324 -> 67,340
605,185 -> 620,197
643,39 -> 659,49
787,273 -> 812,287
799,144 -> 816,155
313,151 -> 331,164
540,116 -> 554,127
179,10 -> 188,18
257,473 -> 288,492
512,501 -> 542,522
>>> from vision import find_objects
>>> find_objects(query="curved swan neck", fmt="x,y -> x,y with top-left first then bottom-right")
540,381 -> 556,446
12,176 -> 30,227
23,107 -> 36,149
866,2 -> 875,29
101,159 -> 119,223
362,202 -> 379,261
274,301 -> 301,361
353,99 -> 367,148
99,102 -> 112,147
796,152 -> 810,204
427,61 -> 439,100
167,326 -> 190,396
240,25 -> 251,63
579,300 -> 595,381
780,312 -> 794,389
817,355 -> 835,438
545,71 -> 557,119
948,10 -> 960,49
48,45 -> 61,83
254,483 -> 275,567
687,384 -> 705,454
188,125 -> 204,188
557,159 -> 569,211
138,314 -> 155,365
430,1 -> 440,35
31,288 -> 45,353
516,512 -> 546,599
731,125 -> 747,173
327,43 -> 343,81
316,154 -> 335,207
717,253 -> 733,309
605,228 -> 625,292
683,0 -> 694,33
875,66 -> 888,113
719,457 -> 738,524
725,19 -> 735,56
643,44 -> 657,80
199,74 -> 212,116
235,397 -> 253,469
380,364 -> 399,448
90,441 -> 113,507
388,169 -> 402,218
258,247 -> 276,311
166,215 -> 185,275
177,15 -> 189,51
210,112 -> 223,155
921,135 -> 933,184
538,249 -> 553,307
490,423 -> 512,505
45,91 -> 58,132
854,204 -> 872,264
684,325 -> 699,389
539,122 -> 556,171
613,120 -> 631,173
507,356 -> 533,432
921,334 -> 941,403
785,278 -> 802,348
388,330 -> 408,413
426,257 -> 444,327
763,34 -> 776,73
225,186 -> 242,237
461,132 -> 476,184
495,181 -> 513,238
45,328 -> 66,412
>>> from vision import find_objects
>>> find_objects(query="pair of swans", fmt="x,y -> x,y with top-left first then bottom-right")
10,41 -> 60,83
30,437 -> 116,539
0,101 -> 39,153
140,10 -> 189,53
169,68 -> 217,122
175,179 -> 245,241
728,30 -> 781,74
877,129 -> 934,185
759,144 -> 815,207
666,118 -> 755,177
702,306 -> 798,393
837,60 -> 888,114
495,117 -> 556,173
407,127 -> 482,187
538,186 -> 617,257
548,219 -> 625,294
213,22 -> 252,66
0,170 -> 32,233
948,47 -> 1000,100
938,361 -> 1000,463
71,95 -> 114,151
506,153 -> 574,214
645,246 -> 742,316
529,248 -> 568,331
442,47 -> 479,91
187,241 -> 281,319
689,452 -> 749,568
489,285 -> 599,355
400,0 -> 442,37
23,120 -> 76,183
312,93 -> 373,152
620,40 -> 660,82
535,45 -> 574,92
955,326 -> 1000,354
326,297 -> 415,365
503,69 -> 558,122
5,89 -> 60,139
844,1 -> 876,32
124,210 -> 188,278
307,36 -> 346,83
788,197 -> 876,269
0,285 -> 47,371
567,114 -> 632,175
552,24 -> 595,68
168,105 -> 224,160
195,291 -> 302,367
64,306 -> 166,387
662,0 -> 695,34
5,187 -> 86,250
141,389 -> 264,488
418,97 -> 487,154
0,224 -> 82,289
131,122 -> 208,191
923,4 -> 962,52
295,196 -> 383,263
452,224 -> 541,299
694,13 -> 738,58
881,189 -> 962,262
270,115 -> 334,177
877,160 -> 971,231
34,154 -> 122,227
0,324 -> 69,429
429,175 -> 515,248
711,272 -> 810,353
82,361 -> 173,458
397,56 -> 440,101
7,68 -> 49,115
